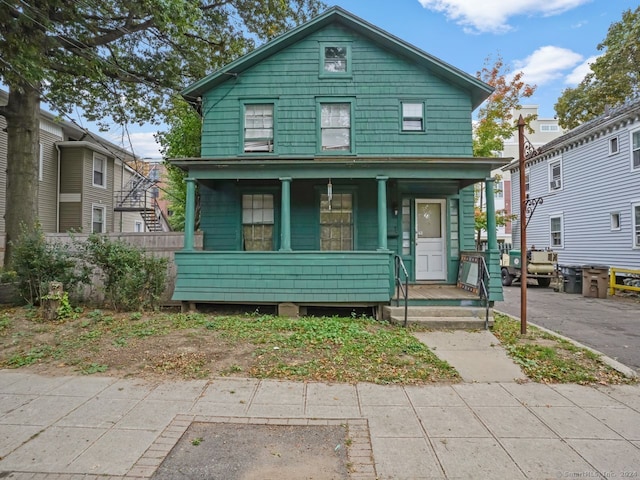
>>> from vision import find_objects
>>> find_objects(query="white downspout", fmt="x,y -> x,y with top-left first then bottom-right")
55,143 -> 61,232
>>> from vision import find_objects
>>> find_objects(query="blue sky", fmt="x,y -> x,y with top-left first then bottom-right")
95,0 -> 638,158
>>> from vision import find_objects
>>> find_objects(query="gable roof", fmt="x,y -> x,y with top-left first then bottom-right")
182,6 -> 492,109
505,97 -> 640,171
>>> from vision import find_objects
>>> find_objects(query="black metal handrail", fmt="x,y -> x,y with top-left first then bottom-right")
479,256 -> 491,330
394,255 -> 409,327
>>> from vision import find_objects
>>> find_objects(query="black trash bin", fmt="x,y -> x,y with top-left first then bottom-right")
559,265 -> 582,294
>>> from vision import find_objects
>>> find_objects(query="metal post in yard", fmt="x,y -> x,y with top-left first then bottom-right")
517,115 -> 527,335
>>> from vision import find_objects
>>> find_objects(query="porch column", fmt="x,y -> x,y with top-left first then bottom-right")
377,176 -> 388,250
184,177 -> 196,251
485,177 -> 503,301
279,177 -> 292,251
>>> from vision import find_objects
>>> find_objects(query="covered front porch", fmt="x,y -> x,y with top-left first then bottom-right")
173,158 -> 505,311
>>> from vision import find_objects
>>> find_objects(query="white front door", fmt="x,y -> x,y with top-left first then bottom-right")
415,199 -> 446,281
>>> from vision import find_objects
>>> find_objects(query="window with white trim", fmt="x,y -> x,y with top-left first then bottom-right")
548,158 -> 562,191
320,192 -> 353,251
611,212 -> 621,231
632,129 -> 640,170
93,153 -> 107,187
524,168 -> 530,195
401,102 -> 424,132
244,104 -> 274,152
633,203 -> 640,248
321,103 -> 350,151
495,180 -> 504,199
540,124 -> 559,132
242,194 -> 274,251
92,205 -> 106,233
609,136 -> 619,155
134,221 -> 144,233
550,214 -> 564,248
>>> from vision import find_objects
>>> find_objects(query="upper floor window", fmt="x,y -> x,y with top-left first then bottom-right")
540,124 -> 559,132
632,129 -> 640,170
401,102 -> 424,132
609,136 -> 619,155
242,194 -> 274,251
320,103 -> 351,152
244,104 -> 274,153
548,158 -> 562,191
495,180 -> 504,199
93,153 -> 107,188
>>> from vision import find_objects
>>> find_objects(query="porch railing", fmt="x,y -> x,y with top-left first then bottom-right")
394,255 -> 409,327
479,256 -> 491,330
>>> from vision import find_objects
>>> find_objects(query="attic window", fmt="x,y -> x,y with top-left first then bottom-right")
324,46 -> 347,72
401,102 -> 424,132
320,44 -> 351,77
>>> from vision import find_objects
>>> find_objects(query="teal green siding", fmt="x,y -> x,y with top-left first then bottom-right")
173,251 -> 394,303
201,24 -> 472,159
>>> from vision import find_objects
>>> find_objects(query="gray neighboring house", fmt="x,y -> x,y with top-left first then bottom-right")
1,90 -> 169,264
505,98 -> 640,270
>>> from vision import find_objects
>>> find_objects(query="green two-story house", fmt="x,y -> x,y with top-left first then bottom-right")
171,6 -> 505,314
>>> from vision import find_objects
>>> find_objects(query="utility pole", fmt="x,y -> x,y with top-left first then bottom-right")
517,115 -> 528,334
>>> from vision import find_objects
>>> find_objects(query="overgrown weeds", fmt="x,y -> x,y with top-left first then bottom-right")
492,313 -> 635,385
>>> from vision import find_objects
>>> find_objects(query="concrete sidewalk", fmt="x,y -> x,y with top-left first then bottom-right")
2,370 -> 640,479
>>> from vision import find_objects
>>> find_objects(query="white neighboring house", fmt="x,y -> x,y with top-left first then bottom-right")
504,98 -> 640,269
478,105 -> 565,247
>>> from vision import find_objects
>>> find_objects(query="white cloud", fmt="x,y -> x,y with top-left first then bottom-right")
565,55 -> 598,85
417,0 -> 589,33
513,46 -> 583,85
107,131 -> 163,160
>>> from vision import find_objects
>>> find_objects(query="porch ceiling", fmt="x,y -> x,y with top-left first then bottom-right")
171,157 -> 510,182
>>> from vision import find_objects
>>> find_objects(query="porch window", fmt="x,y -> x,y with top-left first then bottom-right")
244,104 -> 274,152
402,198 -> 411,255
401,102 -> 424,132
321,103 -> 350,151
93,153 -> 107,188
92,205 -> 105,233
242,194 -> 274,251
550,214 -> 563,248
320,193 -> 353,251
632,129 -> 640,170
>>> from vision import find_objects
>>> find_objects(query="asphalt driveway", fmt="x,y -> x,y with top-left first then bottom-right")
496,286 -> 640,374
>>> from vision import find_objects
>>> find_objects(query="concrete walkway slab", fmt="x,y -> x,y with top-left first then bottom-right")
414,330 -> 527,382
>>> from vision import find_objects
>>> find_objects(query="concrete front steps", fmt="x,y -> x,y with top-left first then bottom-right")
382,305 -> 493,329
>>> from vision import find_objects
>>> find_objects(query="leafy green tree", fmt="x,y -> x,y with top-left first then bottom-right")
473,55 -> 535,247
555,6 -> 640,129
0,0 -> 325,265
155,99 -> 201,231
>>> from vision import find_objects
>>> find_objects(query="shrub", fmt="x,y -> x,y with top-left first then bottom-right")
82,234 -> 168,311
10,226 -> 89,305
